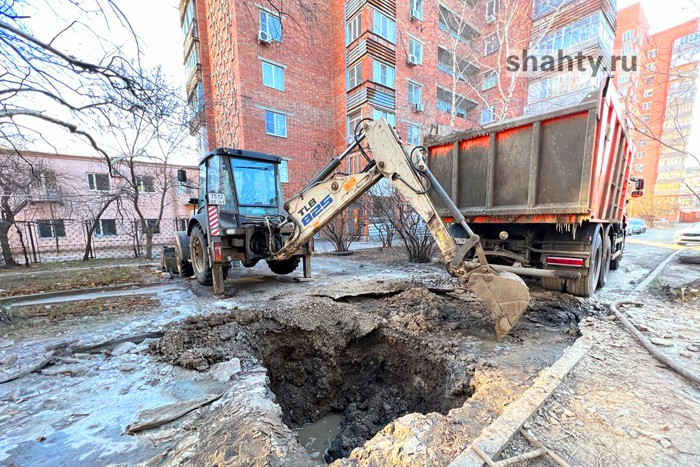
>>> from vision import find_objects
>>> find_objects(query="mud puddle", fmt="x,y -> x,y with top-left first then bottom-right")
296,413 -> 343,460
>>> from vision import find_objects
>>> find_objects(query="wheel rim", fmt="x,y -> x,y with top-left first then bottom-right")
192,236 -> 205,273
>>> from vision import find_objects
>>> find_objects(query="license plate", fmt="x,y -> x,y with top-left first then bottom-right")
208,192 -> 226,206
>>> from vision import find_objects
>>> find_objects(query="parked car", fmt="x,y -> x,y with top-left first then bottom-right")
675,222 -> 700,245
628,218 -> 647,235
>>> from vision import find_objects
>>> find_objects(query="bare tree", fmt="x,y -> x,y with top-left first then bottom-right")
0,0 -> 145,165
99,70 -> 193,259
323,206 -> 363,253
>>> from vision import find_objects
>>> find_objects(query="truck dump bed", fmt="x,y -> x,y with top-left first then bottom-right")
426,81 -> 634,225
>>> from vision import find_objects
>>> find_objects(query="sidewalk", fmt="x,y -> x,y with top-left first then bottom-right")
312,239 -> 385,254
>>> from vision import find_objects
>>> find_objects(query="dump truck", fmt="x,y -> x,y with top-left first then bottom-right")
174,119 -> 531,339
425,79 -> 643,296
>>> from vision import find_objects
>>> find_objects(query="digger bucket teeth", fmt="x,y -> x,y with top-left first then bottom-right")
464,271 -> 530,340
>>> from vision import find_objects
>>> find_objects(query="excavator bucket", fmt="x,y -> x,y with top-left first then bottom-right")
464,271 -> 530,340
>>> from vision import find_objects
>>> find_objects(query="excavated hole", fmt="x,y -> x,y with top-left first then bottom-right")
254,327 -> 471,462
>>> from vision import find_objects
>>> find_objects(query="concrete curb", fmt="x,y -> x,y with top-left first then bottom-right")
0,282 -> 148,306
449,336 -> 593,466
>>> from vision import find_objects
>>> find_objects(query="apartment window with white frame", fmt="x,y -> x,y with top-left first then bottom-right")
262,60 -> 285,91
373,10 -> 396,44
482,70 -> 498,90
408,81 -> 422,105
373,60 -> 395,88
346,13 -> 361,45
372,108 -> 395,127
481,105 -> 496,125
644,89 -> 653,97
636,152 -> 645,159
347,110 -> 362,138
347,62 -> 362,90
409,0 -> 423,19
136,175 -> 156,193
259,9 -> 282,41
622,29 -> 635,41
641,115 -> 650,122
618,74 -> 629,84
638,140 -> 647,146
37,220 -> 66,239
407,123 -> 421,145
642,102 -> 651,110
648,49 -> 657,58
485,0 -> 499,21
95,219 -> 117,237
408,37 -> 423,64
484,34 -> 499,55
265,111 -> 287,137
87,173 -> 110,191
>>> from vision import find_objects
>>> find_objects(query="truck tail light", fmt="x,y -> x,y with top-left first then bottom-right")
213,241 -> 223,262
546,256 -> 584,267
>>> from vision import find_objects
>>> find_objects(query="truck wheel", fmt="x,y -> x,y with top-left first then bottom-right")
610,234 -> 625,270
567,228 -> 603,297
175,239 -> 193,277
598,237 -> 611,288
190,225 -> 213,286
266,257 -> 300,275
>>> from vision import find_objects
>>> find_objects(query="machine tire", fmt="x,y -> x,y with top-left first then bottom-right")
175,236 -> 194,277
190,225 -> 213,286
598,236 -> 611,288
567,227 -> 603,297
610,233 -> 625,271
266,257 -> 301,275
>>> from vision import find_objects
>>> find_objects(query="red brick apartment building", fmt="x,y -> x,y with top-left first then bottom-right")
180,0 -> 617,199
615,3 -> 700,221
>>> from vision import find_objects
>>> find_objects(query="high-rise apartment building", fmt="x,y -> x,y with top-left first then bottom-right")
615,4 -> 699,220
179,0 -> 617,198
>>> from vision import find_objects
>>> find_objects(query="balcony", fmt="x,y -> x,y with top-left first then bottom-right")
183,22 -> 198,62
27,188 -> 61,203
188,108 -> 205,136
186,63 -> 202,97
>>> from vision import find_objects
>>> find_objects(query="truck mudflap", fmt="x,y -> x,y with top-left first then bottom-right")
462,271 -> 530,340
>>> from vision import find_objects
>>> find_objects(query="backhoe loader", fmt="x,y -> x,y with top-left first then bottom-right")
174,119 -> 530,339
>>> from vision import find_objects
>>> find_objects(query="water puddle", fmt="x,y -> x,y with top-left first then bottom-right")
296,413 -> 343,461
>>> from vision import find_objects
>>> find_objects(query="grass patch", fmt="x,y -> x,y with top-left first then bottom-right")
0,266 -> 158,298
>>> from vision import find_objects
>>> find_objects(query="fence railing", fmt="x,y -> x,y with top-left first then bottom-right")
2,217 -> 189,265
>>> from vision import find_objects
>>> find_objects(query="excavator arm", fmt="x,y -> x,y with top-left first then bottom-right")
272,119 -> 530,339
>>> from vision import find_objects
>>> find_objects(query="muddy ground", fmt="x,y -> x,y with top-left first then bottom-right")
0,229 -> 697,466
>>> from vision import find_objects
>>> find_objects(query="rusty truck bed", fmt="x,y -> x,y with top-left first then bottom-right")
426,82 -> 633,225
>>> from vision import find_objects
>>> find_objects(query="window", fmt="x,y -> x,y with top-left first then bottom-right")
145,219 -> 161,235
407,124 -> 421,145
436,86 -> 471,118
622,29 -> 635,41
181,0 -> 196,36
136,175 -> 155,193
636,152 -> 645,159
262,61 -> 285,90
482,70 -> 498,90
638,140 -> 647,146
648,49 -> 657,58
408,81 -> 422,105
484,34 -> 499,55
618,74 -> 629,84
95,219 -> 117,237
642,102 -> 651,110
634,164 -> 644,172
265,111 -> 287,137
438,5 -> 476,44
621,44 -> 634,56
485,0 -> 499,21
347,62 -> 362,90
646,76 -> 654,84
87,173 -> 110,191
346,14 -> 361,45
185,45 -> 200,77
279,160 -> 289,183
373,11 -> 396,44
178,179 -> 195,195
188,81 -> 205,113
641,115 -> 650,122
259,9 -> 282,42
347,110 -> 362,138
33,170 -> 57,191
533,0 -> 569,19
647,63 -> 656,71
408,37 -> 423,64
37,220 -> 65,239
409,0 -> 423,19
373,60 -> 395,88
644,89 -> 653,97
481,106 -> 496,124
372,108 -> 396,127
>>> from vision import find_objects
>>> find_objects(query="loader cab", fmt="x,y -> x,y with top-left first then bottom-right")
195,148 -> 285,225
